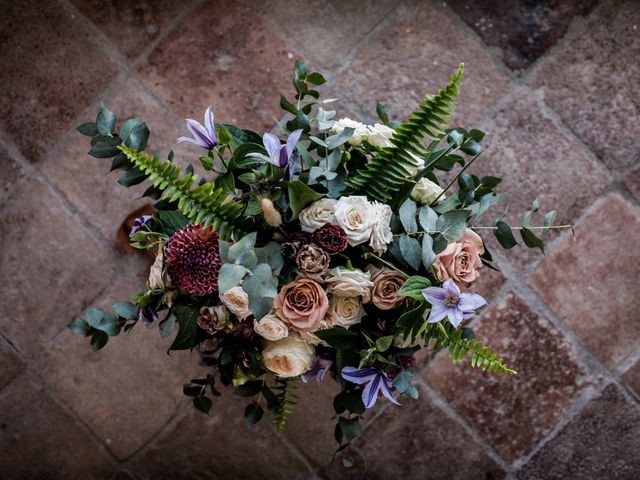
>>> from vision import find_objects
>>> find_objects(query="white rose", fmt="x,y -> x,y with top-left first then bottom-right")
369,201 -> 393,255
366,123 -> 394,147
410,178 -> 446,205
406,151 -> 426,176
299,198 -> 337,232
220,286 -> 252,320
262,333 -> 315,378
254,313 -> 289,341
333,196 -> 376,246
330,118 -> 370,145
327,295 -> 365,328
325,267 -> 373,297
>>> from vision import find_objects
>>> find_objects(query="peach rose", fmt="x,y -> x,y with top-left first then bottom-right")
273,277 -> 329,333
365,266 -> 407,310
433,229 -> 484,287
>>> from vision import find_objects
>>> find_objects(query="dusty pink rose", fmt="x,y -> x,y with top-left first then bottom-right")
365,266 -> 407,310
273,277 -> 329,333
433,229 -> 484,287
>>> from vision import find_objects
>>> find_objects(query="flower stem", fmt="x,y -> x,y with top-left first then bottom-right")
363,252 -> 408,276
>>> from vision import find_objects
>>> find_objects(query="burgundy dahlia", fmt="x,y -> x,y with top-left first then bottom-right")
312,223 -> 348,253
165,224 -> 221,296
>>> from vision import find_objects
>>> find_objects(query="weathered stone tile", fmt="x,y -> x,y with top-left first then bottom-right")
624,164 -> 640,202
0,377 -> 114,479
449,0 -> 598,70
0,146 -> 25,201
136,0 -> 299,133
518,384 -> 640,479
0,178 -> 117,359
252,0 -> 397,69
39,275 -> 199,460
129,395 -> 313,480
529,193 -> 640,368
424,293 -> 590,461
528,1 -> 640,171
322,385 -> 505,479
475,91 -> 609,268
0,0 -> 121,162
621,357 -> 640,399
41,77 -> 187,243
335,1 -> 511,126
0,339 -> 24,390
70,0 -> 193,60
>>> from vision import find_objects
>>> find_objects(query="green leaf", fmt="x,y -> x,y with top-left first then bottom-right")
90,330 -> 108,351
418,205 -> 438,232
218,263 -> 249,294
399,234 -> 422,270
392,370 -> 413,394
338,417 -> 363,442
227,232 -> 258,268
96,104 -> 116,136
170,304 -> 200,351
399,199 -> 418,233
306,72 -> 327,85
112,301 -> 138,320
376,102 -> 389,125
85,308 -> 120,336
121,119 -> 149,150
543,210 -> 557,234
244,402 -> 264,427
199,154 -> 214,171
88,136 -> 122,158
193,395 -> 212,414
325,127 -> 355,150
494,221 -> 518,249
76,122 -> 98,136
255,242 -> 285,276
421,233 -> 436,269
155,210 -> 189,236
217,124 -> 233,145
521,227 -> 544,253
117,167 -> 147,187
436,209 -> 470,241
397,275 -> 431,301
315,328 -> 358,350
159,314 -> 176,339
242,263 -> 278,320
287,180 -> 324,218
375,335 -> 394,352
215,171 -> 235,195
68,317 -> 91,336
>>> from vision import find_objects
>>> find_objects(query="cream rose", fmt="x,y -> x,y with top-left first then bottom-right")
406,151 -> 426,176
333,196 -> 376,246
369,201 -> 393,255
262,333 -> 315,378
325,267 -> 373,297
365,266 -> 407,310
327,295 -> 365,328
273,277 -> 329,333
330,118 -> 370,145
299,198 -> 337,232
366,123 -> 394,147
410,178 -> 445,205
220,286 -> 252,321
433,229 -> 484,287
254,313 -> 289,341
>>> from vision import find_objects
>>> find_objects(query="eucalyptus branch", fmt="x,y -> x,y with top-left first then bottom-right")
430,151 -> 482,205
392,224 -> 572,237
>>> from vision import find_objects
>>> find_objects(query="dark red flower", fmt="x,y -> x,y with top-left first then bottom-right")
165,224 -> 221,296
312,223 -> 348,254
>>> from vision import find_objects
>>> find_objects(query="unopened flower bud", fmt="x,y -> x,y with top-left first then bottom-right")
261,198 -> 282,227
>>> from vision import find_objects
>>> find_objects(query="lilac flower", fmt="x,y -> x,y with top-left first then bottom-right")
248,129 -> 302,179
422,279 -> 487,328
138,306 -> 157,325
301,357 -> 333,384
129,215 -> 152,239
177,106 -> 218,150
342,367 -> 400,409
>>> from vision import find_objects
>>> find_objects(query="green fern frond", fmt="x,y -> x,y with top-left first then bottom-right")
273,378 -> 299,433
424,321 -> 516,375
118,145 -> 247,240
343,63 -> 464,203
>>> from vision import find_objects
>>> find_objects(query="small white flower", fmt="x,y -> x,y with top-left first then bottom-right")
411,178 -> 446,205
299,198 -> 337,232
254,313 -> 289,341
333,196 -> 376,246
325,267 -> 373,297
369,201 -> 393,255
331,118 -> 370,145
326,295 -> 366,328
366,123 -> 395,147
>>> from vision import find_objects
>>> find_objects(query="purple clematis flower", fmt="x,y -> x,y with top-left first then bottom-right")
129,215 -> 152,239
301,357 -> 333,384
177,106 -> 218,150
138,306 -> 157,325
248,129 -> 302,179
342,367 -> 400,409
422,279 -> 487,328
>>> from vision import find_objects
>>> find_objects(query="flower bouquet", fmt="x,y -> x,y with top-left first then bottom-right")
70,62 -> 562,464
